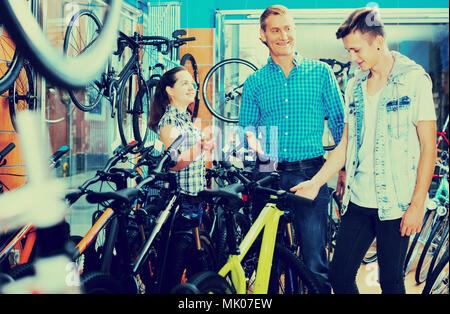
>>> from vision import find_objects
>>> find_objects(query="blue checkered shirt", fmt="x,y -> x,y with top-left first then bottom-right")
238,54 -> 345,162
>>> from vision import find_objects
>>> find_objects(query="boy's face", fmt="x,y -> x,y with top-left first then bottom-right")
342,30 -> 383,72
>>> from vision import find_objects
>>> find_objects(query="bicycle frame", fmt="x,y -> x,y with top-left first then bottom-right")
0,224 -> 35,265
218,201 -> 283,294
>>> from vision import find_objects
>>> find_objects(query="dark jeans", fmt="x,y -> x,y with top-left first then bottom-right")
252,157 -> 331,293
328,202 -> 410,294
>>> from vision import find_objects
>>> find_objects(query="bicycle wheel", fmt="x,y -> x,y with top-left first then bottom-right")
63,9 -> 104,112
0,0 -> 121,89
0,27 -> 24,94
161,232 -> 218,293
415,218 -> 448,284
268,243 -> 321,294
180,53 -> 200,122
428,224 -> 449,277
422,250 -> 449,294
81,271 -> 122,294
214,211 -> 251,268
404,208 -> 436,274
202,58 -> 257,123
117,69 -> 149,149
186,270 -> 235,294
8,60 -> 35,131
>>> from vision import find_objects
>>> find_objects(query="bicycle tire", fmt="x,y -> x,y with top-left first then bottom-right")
422,250 -> 449,294
161,232 -> 218,293
8,60 -> 35,131
0,42 -> 24,94
186,270 -> 235,294
180,53 -> 200,122
132,76 -> 151,146
268,243 -> 321,294
202,58 -> 258,123
117,69 -> 149,149
0,0 -> 121,89
63,9 -> 104,112
427,224 -> 449,278
415,218 -> 447,284
81,271 -> 122,294
215,211 -> 251,268
404,209 -> 435,274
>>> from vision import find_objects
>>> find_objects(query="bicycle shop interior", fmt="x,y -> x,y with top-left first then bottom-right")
0,0 -> 448,295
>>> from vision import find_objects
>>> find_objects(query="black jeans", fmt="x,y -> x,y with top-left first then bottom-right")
328,202 -> 410,294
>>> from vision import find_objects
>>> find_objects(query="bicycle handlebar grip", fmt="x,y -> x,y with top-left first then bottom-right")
50,145 -> 69,163
179,37 -> 196,42
255,174 -> 276,187
0,143 -> 15,160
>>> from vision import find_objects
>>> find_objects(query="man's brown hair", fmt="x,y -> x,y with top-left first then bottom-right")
260,4 -> 289,31
336,8 -> 385,40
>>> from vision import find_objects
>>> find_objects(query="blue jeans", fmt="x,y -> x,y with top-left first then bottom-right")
253,158 -> 331,293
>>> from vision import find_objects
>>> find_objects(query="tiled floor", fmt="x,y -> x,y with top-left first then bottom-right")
356,260 -> 425,294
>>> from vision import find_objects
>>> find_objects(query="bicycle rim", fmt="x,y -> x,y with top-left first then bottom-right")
0,28 -> 24,94
117,69 -> 142,149
416,219 -> 446,284
132,75 -> 150,147
180,53 -> 200,122
63,9 -> 104,112
202,58 -> 257,123
0,0 -> 121,89
8,61 -> 35,132
268,243 -> 321,294
422,250 -> 449,294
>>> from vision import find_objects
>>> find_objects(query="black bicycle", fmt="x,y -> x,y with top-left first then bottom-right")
64,18 -> 153,149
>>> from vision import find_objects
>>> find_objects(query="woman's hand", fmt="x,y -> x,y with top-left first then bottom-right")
201,137 -> 216,152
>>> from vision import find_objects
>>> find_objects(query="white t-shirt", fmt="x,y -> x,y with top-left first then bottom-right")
350,80 -> 381,208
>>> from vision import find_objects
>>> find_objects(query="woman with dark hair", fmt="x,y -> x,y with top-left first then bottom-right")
149,66 -> 215,226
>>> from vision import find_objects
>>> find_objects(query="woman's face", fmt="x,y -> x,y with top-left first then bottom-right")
166,70 -> 197,106
342,30 -> 383,72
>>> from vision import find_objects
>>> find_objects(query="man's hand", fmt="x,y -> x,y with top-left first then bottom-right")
290,180 -> 320,200
400,203 -> 424,237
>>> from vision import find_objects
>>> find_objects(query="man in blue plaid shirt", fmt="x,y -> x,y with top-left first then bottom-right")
238,5 -> 344,293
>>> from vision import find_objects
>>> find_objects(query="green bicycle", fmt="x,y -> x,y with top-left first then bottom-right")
176,171 -> 321,294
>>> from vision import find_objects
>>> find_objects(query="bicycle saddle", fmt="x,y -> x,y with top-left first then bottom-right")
198,183 -> 244,208
86,188 -> 139,206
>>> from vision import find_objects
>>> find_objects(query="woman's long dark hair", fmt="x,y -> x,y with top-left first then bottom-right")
148,66 -> 187,132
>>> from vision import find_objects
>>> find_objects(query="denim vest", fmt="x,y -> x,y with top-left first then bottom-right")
341,51 -> 432,220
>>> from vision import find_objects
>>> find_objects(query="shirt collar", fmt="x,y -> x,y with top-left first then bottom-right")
267,52 -> 303,68
166,105 -> 190,121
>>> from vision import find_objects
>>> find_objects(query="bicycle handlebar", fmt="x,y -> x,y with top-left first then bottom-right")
78,141 -> 138,191
319,58 -> 351,76
0,143 -> 15,163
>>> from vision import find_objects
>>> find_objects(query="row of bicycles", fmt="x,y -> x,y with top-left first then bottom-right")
0,110 -> 326,294
1,0 -> 200,144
